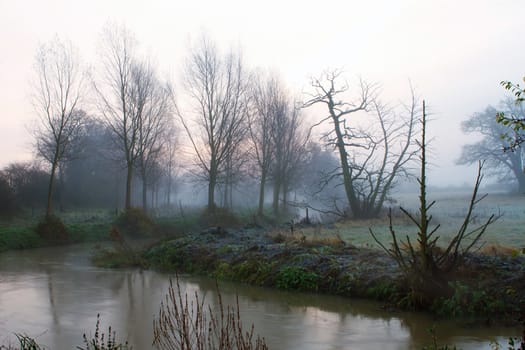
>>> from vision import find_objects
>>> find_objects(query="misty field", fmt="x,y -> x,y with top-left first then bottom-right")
301,191 -> 525,252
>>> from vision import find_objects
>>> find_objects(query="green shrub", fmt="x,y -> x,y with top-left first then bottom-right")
432,282 -> 506,317
0,226 -> 41,251
231,258 -> 274,286
366,281 -> 399,301
275,266 -> 319,291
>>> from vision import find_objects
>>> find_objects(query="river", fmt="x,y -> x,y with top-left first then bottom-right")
0,244 -> 519,349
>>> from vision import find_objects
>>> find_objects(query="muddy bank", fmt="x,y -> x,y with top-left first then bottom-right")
140,225 -> 525,322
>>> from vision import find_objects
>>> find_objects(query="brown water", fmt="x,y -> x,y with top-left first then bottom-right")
0,245 -> 519,349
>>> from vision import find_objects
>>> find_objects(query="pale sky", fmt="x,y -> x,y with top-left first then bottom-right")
1,0 -> 524,186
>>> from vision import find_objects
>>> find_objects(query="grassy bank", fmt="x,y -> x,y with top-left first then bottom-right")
0,220 -> 113,253
92,224 -> 525,323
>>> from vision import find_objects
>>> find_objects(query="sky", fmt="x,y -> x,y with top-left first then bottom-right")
0,0 -> 524,186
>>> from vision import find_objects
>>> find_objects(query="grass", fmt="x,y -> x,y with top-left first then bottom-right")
0,225 -> 42,252
1,191 -> 523,255
0,210 -> 115,252
293,191 -> 525,253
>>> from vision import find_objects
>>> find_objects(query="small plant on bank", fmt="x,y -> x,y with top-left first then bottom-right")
370,101 -> 498,306
78,314 -> 131,350
0,334 -> 43,350
153,277 -> 269,350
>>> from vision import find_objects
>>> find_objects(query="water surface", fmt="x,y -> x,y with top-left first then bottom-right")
0,245 -> 518,349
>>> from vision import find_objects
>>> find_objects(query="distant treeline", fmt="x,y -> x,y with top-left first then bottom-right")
0,118 -> 342,218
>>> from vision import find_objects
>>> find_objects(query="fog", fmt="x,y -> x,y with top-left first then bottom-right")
0,0 -> 524,189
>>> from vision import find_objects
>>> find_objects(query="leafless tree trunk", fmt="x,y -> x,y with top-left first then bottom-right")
304,70 -> 418,219
131,61 -> 173,211
95,24 -> 172,211
371,101 -> 498,305
177,37 -> 248,213
94,23 -> 138,210
32,37 -> 86,217
248,72 -> 282,216
271,97 -> 309,216
162,132 -> 178,207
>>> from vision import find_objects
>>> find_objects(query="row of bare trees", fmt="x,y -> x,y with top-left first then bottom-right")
177,38 -> 311,215
30,25 -> 422,219
249,72 -> 309,216
94,25 -> 175,211
32,25 -> 175,216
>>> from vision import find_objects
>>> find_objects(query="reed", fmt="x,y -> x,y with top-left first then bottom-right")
153,277 -> 268,350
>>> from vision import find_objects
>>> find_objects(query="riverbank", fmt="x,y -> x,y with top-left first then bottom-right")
95,224 -> 525,323
1,243 -> 521,350
0,220 -> 111,252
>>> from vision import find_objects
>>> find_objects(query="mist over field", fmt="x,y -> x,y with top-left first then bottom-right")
1,0 -> 524,190
0,2 -> 525,348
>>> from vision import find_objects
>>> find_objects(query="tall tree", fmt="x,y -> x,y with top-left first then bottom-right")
271,99 -> 309,215
94,23 -> 137,209
95,24 -> 170,210
131,61 -> 174,211
458,99 -> 525,193
248,72 -> 280,216
161,130 -> 179,207
178,37 -> 248,212
32,37 -> 86,217
304,70 -> 418,219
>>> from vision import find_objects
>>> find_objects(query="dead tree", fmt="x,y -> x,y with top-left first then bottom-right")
370,101 -> 498,305
304,70 -> 418,219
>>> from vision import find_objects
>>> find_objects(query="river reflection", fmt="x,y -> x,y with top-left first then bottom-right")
0,245 -> 519,349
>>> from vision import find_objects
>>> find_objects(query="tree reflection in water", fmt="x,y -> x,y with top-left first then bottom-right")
0,245 -> 519,349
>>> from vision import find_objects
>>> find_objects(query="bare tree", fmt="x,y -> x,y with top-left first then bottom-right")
94,24 -> 172,210
131,61 -> 174,211
161,128 -> 179,207
94,23 -> 137,209
304,70 -> 418,219
458,99 -> 525,193
271,100 -> 309,216
178,37 -> 248,212
371,101 -> 498,305
32,37 -> 86,217
248,72 -> 281,216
